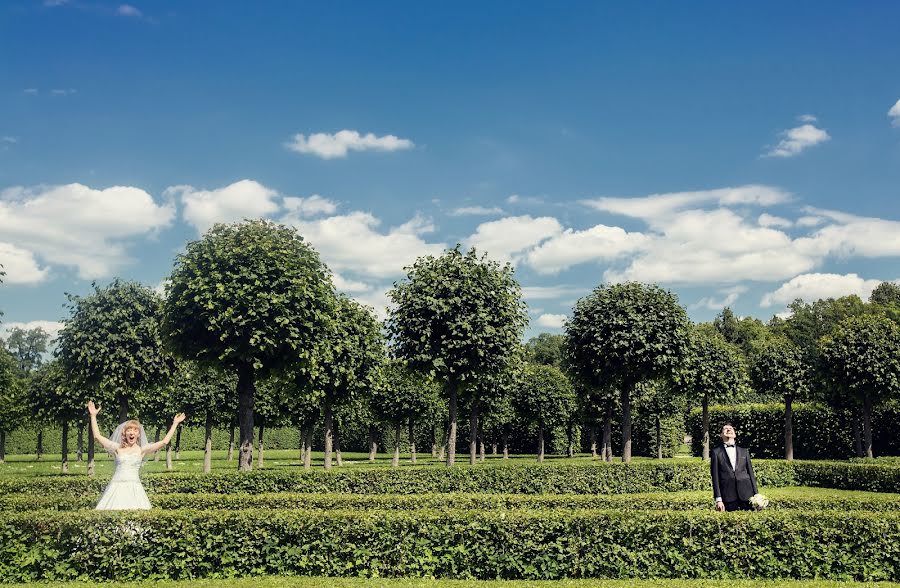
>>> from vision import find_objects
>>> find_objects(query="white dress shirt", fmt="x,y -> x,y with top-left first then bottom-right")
725,444 -> 737,469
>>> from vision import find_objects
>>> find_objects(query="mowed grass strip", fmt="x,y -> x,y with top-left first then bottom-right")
3,487 -> 899,513
6,578 -> 900,588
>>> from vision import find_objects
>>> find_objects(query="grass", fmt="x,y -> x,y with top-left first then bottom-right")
7,578 -> 900,588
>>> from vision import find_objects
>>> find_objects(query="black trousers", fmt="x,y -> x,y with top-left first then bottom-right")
724,499 -> 752,511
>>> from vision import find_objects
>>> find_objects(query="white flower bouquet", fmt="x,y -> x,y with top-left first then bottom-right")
749,493 -> 769,511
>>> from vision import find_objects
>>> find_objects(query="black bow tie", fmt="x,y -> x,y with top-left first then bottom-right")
724,444 -> 735,448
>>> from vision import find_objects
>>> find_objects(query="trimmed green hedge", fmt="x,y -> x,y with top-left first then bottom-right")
688,402 -> 900,460
2,508 -> 899,581
3,488 -> 900,513
0,461 -> 800,496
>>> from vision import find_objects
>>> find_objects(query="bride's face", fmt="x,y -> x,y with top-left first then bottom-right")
123,425 -> 140,446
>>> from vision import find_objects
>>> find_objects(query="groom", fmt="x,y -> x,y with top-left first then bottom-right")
710,423 -> 758,512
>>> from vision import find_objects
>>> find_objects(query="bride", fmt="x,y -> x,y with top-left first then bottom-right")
88,400 -> 186,510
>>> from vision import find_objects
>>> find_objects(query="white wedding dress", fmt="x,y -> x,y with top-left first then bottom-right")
95,451 -> 152,510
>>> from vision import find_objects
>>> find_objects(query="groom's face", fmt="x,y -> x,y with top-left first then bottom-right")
720,425 -> 736,443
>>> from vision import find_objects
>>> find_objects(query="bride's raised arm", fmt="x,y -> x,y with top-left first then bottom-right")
142,412 -> 187,456
87,401 -> 120,453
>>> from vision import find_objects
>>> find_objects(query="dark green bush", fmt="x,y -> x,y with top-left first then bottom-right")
0,461 -> 799,497
1,508 -> 899,582
4,488 -> 900,513
688,402 -> 900,459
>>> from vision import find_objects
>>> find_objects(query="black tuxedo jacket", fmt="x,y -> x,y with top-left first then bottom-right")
710,444 -> 758,503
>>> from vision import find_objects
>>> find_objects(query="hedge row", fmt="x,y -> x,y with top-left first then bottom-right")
0,461 -> 800,496
2,509 -> 899,581
3,488 -> 900,513
688,402 -> 900,460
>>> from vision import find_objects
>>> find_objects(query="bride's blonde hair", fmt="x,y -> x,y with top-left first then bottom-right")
120,420 -> 143,448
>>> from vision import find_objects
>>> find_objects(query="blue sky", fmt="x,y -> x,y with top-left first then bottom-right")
2,1 -> 900,342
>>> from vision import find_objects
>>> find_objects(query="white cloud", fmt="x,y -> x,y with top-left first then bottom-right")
0,183 -> 174,279
604,208 -> 818,285
521,285 -> 588,301
23,88 -> 38,95
116,4 -> 142,17
347,287 -> 392,321
332,273 -> 372,293
50,88 -> 77,96
0,242 -> 50,284
1,320 -> 64,343
166,179 -> 281,234
758,213 -> 792,228
690,286 -> 748,311
284,211 -> 445,279
765,123 -> 830,158
798,114 -> 818,123
761,273 -> 891,308
795,208 -> 900,259
449,206 -> 504,217
536,313 -> 567,328
526,224 -> 649,275
796,215 -> 825,227
506,194 -> 544,205
889,99 -> 900,127
465,215 -> 562,264
44,0 -> 69,5
1,137 -> 17,144
583,185 -> 790,222
283,194 -> 338,217
285,130 -> 414,159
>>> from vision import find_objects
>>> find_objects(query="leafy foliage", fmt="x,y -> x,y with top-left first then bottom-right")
4,327 -> 50,374
513,364 -> 576,459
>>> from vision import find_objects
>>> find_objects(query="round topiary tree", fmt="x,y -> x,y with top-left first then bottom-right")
751,337 -> 811,461
513,363 -> 576,462
566,282 -> 690,462
387,246 -> 527,466
163,219 -> 335,471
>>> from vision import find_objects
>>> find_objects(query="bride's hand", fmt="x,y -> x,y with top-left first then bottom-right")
87,401 -> 100,416
173,413 -> 186,425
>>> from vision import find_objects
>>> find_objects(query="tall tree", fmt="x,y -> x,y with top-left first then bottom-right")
566,282 -> 690,462
513,363 -> 576,462
0,348 -> 23,463
869,282 -> 900,307
681,327 -> 749,460
524,333 -> 566,367
173,362 -> 235,473
750,337 -> 811,460
163,219 -> 334,471
635,379 -> 686,459
56,280 -> 173,422
29,361 -> 85,473
372,360 -> 441,467
307,296 -> 384,469
820,314 -> 900,458
5,327 -> 50,374
387,246 -> 527,466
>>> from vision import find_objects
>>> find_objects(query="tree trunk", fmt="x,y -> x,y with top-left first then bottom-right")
204,410 -> 214,473
61,421 -> 69,474
655,415 -> 662,459
392,422 -> 401,467
784,394 -> 794,461
701,395 -> 710,461
303,426 -> 313,470
300,426 -> 307,464
118,396 -> 128,423
863,392 -> 874,459
469,397 -> 479,465
479,428 -> 485,463
87,424 -> 95,477
409,417 -> 417,465
602,403 -> 613,462
175,426 -> 182,460
537,423 -> 545,463
368,425 -> 378,462
76,421 -> 84,462
852,407 -> 863,457
154,427 -> 162,462
446,381 -> 458,467
335,422 -> 343,467
227,422 -> 235,461
237,362 -> 256,472
567,423 -> 574,458
0,430 -> 5,463
502,430 -> 509,460
590,425 -> 598,459
166,443 -> 173,470
621,386 -> 632,463
492,440 -> 498,456
431,424 -> 438,458
36,429 -> 43,460
257,420 -> 265,469
323,398 -> 333,470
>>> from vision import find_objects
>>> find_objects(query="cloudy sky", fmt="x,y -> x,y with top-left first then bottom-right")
2,1 -> 900,342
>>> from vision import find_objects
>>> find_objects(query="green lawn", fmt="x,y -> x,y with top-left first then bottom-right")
8,578 -> 900,588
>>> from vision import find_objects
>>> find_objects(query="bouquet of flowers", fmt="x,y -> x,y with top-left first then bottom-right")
749,493 -> 769,511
